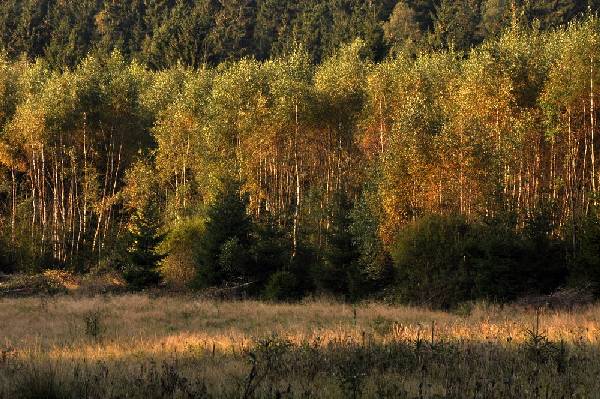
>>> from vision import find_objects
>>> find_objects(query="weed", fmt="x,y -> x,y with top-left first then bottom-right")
83,309 -> 103,340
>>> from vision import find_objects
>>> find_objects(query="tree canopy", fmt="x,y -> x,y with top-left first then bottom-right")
0,0 -> 597,69
3,6 -> 600,306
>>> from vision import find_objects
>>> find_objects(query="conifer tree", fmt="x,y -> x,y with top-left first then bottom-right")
123,201 -> 164,289
317,193 -> 361,297
195,178 -> 253,287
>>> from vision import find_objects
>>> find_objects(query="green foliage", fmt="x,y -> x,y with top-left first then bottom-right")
250,218 -> 292,283
383,1 -> 423,55
160,218 -> 204,289
350,186 -> 394,290
569,209 -> 600,293
432,0 -> 482,51
123,201 -> 164,290
263,270 -> 301,301
0,0 -> 596,69
83,309 -> 104,341
3,14 -> 600,305
391,214 -> 568,308
195,178 -> 253,287
315,193 -> 362,298
391,214 -> 473,308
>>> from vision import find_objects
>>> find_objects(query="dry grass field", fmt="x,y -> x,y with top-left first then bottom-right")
2,295 -> 600,398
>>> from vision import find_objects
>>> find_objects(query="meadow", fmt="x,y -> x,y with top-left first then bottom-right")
2,295 -> 600,398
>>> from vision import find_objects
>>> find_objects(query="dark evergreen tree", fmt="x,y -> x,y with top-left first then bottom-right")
206,0 -> 257,63
350,189 -> 394,291
432,0 -> 482,50
384,1 -> 423,55
94,0 -> 146,59
123,202 -> 164,289
254,0 -> 298,60
195,178 -> 253,287
13,0 -> 53,59
45,0 -> 99,68
478,0 -> 512,39
250,215 -> 291,283
526,0 -> 595,29
142,0 -> 216,68
406,0 -> 441,32
315,193 -> 361,298
569,209 -> 600,294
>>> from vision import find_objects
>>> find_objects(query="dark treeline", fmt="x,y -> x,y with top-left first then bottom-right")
3,7 -> 600,307
0,0 -> 599,68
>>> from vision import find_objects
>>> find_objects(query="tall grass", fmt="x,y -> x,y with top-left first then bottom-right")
2,295 -> 600,398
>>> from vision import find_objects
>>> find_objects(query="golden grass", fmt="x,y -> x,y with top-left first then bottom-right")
3,295 -> 600,398
1,294 -> 599,362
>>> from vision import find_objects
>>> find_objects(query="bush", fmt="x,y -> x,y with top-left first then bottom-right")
391,214 -> 472,308
0,270 -> 76,296
161,251 -> 197,289
390,213 -> 568,308
160,218 -> 204,289
568,210 -> 600,294
264,271 -> 301,301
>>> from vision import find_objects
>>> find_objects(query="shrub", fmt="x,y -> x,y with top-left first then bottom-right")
264,271 -> 301,301
161,251 -> 197,289
160,218 -> 204,289
84,310 -> 103,341
390,214 -> 472,308
568,210 -> 600,294
390,213 -> 568,308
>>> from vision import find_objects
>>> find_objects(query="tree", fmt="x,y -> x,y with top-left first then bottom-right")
44,0 -> 99,69
195,178 -> 253,287
406,0 -> 440,32
350,183 -> 393,290
526,0 -> 592,30
142,0 -> 217,69
316,193 -> 362,298
123,201 -> 164,289
94,0 -> 146,59
569,209 -> 600,294
478,0 -> 512,39
383,1 -> 423,55
432,0 -> 482,50
253,0 -> 297,60
206,0 -> 257,63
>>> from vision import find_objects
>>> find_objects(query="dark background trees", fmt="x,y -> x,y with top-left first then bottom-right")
0,0 -> 598,69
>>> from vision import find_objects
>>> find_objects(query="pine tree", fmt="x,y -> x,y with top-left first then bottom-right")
432,0 -> 482,50
123,202 -> 164,289
317,193 -> 361,298
406,0 -> 440,32
195,178 -> 253,287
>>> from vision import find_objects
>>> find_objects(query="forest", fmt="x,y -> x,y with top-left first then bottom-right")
2,1 -> 600,309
